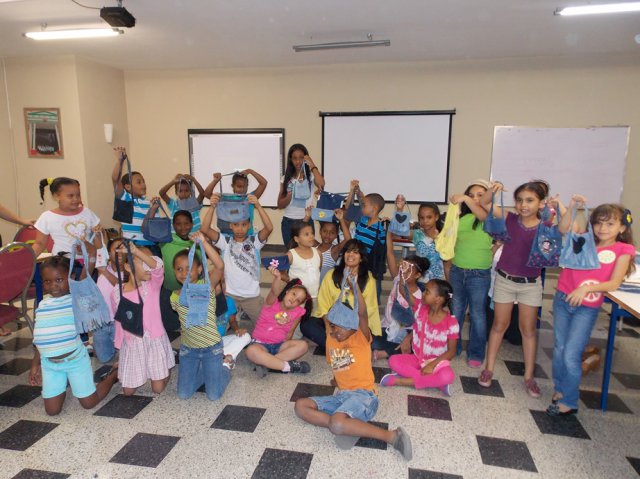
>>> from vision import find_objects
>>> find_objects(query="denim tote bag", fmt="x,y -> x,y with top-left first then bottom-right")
483,191 -> 510,242
391,280 -> 414,327
311,208 -> 336,223
559,206 -> 600,270
526,222 -> 562,268
112,152 -> 134,224
327,276 -> 359,330
179,241 -> 211,328
345,197 -> 363,224
217,182 -> 250,224
389,210 -> 412,237
260,255 -> 290,271
142,201 -> 173,244
68,240 -> 112,334
176,177 -> 200,213
317,191 -> 346,211
113,241 -> 144,337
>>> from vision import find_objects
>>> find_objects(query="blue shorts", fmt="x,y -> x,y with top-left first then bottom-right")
254,341 -> 283,355
311,389 -> 379,422
41,346 -> 96,399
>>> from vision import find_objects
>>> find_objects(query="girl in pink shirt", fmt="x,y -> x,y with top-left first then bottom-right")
111,243 -> 175,395
381,279 -> 459,396
245,266 -> 313,377
548,198 -> 635,417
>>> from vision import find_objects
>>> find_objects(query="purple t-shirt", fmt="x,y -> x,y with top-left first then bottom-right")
496,212 -> 541,278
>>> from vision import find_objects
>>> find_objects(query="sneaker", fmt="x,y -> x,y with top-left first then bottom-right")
546,403 -> 578,417
379,373 -> 398,387
288,360 -> 311,374
391,427 -> 413,461
439,384 -> 451,397
255,365 -> 268,378
524,378 -> 541,398
467,359 -> 482,369
478,369 -> 493,388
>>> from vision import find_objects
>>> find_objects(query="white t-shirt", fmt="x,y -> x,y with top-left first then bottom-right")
34,208 -> 100,254
215,234 -> 265,298
289,248 -> 321,298
282,172 -> 315,219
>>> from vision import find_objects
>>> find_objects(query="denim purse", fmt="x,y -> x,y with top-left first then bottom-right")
311,208 -> 336,222
217,180 -> 250,223
176,177 -> 200,213
142,202 -> 173,244
179,241 -> 211,328
293,175 -> 312,201
112,152 -> 134,224
113,241 -> 144,337
526,222 -> 562,268
391,280 -> 415,327
483,191 -> 511,242
559,206 -> 600,270
345,197 -> 363,223
327,276 -> 359,330
260,255 -> 290,271
68,240 -> 112,334
317,191 -> 346,211
389,210 -> 412,237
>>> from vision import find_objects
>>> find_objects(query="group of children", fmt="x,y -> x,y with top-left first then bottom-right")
0,142 -> 634,461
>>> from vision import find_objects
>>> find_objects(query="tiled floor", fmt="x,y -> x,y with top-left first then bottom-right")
1,268 -> 640,478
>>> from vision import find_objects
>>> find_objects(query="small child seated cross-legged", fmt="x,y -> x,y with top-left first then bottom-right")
294,274 -> 413,461
245,266 -> 313,377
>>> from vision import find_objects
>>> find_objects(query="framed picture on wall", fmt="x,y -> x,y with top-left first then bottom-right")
24,108 -> 64,158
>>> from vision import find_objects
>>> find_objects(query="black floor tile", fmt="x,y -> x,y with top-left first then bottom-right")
94,394 -> 153,419
355,421 -> 388,450
503,360 -> 549,379
626,457 -> 640,475
211,405 -> 266,433
613,372 -> 640,390
93,365 -> 112,384
109,432 -> 180,468
0,420 -> 58,451
460,376 -> 505,398
529,410 -> 591,439
408,395 -> 452,421
312,346 -> 326,356
0,358 -> 32,376
372,366 -> 392,384
166,330 -> 181,342
11,469 -> 69,479
408,469 -> 463,479
0,385 -> 41,408
579,389 -> 633,414
619,328 -> 640,338
0,337 -> 33,351
251,448 -> 313,479
289,383 -> 335,402
476,435 -> 537,473
539,320 -> 552,330
543,347 -> 554,360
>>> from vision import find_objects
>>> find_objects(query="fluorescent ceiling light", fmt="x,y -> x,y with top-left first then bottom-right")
555,2 -> 640,15
293,34 -> 390,52
24,28 -> 123,40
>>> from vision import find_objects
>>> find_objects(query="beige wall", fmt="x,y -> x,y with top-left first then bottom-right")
0,60 -> 20,245
124,56 -> 640,243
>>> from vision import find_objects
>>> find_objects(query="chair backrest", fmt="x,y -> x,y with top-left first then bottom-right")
13,225 -> 54,253
0,242 -> 36,303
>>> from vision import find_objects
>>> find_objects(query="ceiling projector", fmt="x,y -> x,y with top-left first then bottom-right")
100,6 -> 136,28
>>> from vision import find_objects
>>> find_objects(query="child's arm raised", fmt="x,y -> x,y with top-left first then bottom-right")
191,231 -> 224,279
200,193 -> 221,243
277,181 -> 293,209
449,192 -> 489,221
386,227 -> 399,278
304,155 -> 325,190
121,242 -> 158,270
250,195 -> 273,243
330,209 -> 352,260
558,194 -> 586,235
265,266 -> 284,306
243,169 -> 268,198
158,174 -> 182,203
140,197 -> 161,232
111,146 -> 127,196
478,181 -> 504,218
352,274 -> 371,342
184,174 -> 206,203
202,173 -> 222,201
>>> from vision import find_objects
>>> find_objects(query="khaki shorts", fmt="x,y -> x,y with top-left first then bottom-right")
229,294 -> 264,323
492,273 -> 543,308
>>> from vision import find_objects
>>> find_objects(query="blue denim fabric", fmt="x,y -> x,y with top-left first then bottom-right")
92,322 -> 116,363
254,341 -> 283,355
177,343 -> 230,401
551,291 -> 599,410
449,265 -> 491,361
310,389 -> 379,422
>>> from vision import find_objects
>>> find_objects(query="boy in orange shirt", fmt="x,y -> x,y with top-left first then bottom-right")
294,274 -> 413,460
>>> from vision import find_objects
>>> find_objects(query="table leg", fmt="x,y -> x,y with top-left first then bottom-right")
600,302 -> 619,411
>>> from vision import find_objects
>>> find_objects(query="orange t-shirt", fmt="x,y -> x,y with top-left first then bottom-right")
326,329 -> 375,392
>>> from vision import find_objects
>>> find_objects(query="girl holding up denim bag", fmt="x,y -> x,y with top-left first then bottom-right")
547,197 -> 635,417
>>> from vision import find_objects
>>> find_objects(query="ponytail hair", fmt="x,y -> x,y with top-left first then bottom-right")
278,278 -> 313,321
430,279 -> 454,311
287,220 -> 313,250
591,204 -> 636,276
418,202 -> 443,231
39,177 -> 80,203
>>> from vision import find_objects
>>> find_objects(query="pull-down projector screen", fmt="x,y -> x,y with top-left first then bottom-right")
321,111 -> 454,203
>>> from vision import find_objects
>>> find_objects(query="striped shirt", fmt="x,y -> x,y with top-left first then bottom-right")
354,216 -> 386,254
167,198 -> 202,233
32,295 -> 83,358
170,282 -> 221,348
120,191 -> 154,246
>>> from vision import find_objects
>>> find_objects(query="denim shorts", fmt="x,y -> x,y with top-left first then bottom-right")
254,341 -> 283,355
41,346 -> 96,399
311,389 -> 379,422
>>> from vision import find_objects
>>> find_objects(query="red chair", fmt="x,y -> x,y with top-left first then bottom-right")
13,225 -> 54,253
0,242 -> 36,333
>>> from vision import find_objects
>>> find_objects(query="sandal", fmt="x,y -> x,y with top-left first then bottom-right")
524,378 -> 541,398
546,403 -> 578,417
478,369 -> 493,388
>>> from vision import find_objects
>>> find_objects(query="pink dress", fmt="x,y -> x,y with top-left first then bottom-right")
252,300 -> 305,345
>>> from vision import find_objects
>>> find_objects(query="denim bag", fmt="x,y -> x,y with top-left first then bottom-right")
217,181 -> 250,223
345,197 -> 363,223
526,222 -> 562,268
113,241 -> 144,337
112,152 -> 134,223
391,280 -> 415,327
389,210 -> 412,237
176,177 -> 200,213
261,255 -> 290,271
317,191 -> 346,211
559,206 -> 600,270
142,202 -> 173,243
311,208 -> 336,223
179,241 -> 211,328
483,191 -> 511,242
327,276 -> 359,330
68,240 -> 112,334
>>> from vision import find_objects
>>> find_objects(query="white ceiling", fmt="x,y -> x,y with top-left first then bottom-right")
0,0 -> 639,70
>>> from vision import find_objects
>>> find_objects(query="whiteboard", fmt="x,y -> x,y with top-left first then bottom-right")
188,129 -> 284,207
490,126 -> 629,207
322,111 -> 454,203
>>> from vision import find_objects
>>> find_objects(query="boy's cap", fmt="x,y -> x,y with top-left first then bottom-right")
467,179 -> 490,190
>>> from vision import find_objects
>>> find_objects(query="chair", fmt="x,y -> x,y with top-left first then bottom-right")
13,225 -> 54,253
0,242 -> 36,333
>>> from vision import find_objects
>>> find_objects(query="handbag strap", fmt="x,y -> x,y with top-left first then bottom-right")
487,191 -> 495,218
185,240 -> 209,286
498,190 -> 505,218
114,152 -> 133,198
68,239 -> 90,280
336,274 -> 358,314
114,240 -> 144,306
145,199 -> 170,220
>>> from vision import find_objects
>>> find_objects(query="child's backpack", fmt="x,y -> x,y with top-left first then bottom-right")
112,152 -> 134,224
178,240 -> 211,328
176,177 -> 200,213
559,205 -> 600,270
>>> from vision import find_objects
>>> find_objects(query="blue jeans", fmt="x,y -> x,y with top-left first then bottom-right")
177,343 -> 230,401
552,291 -> 599,409
93,322 -> 116,363
300,316 -> 327,350
449,265 -> 491,361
